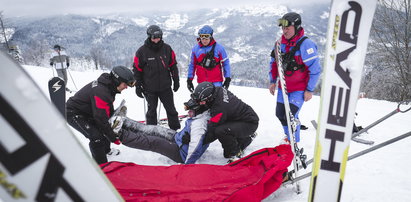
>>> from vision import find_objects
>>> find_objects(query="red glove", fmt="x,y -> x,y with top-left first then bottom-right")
114,139 -> 121,145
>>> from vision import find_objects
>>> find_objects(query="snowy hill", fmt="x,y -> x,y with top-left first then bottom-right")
10,3 -> 329,88
23,65 -> 411,201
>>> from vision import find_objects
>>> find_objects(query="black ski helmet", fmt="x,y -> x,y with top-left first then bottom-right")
147,25 -> 163,39
191,82 -> 215,103
278,12 -> 302,31
110,66 -> 136,87
53,44 -> 61,51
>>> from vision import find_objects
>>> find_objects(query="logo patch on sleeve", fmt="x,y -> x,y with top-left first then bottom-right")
307,48 -> 314,55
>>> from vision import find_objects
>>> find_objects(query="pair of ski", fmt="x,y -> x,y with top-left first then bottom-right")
274,39 -> 307,194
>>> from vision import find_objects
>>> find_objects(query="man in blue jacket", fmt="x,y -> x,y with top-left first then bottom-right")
268,12 -> 321,143
187,25 -> 231,92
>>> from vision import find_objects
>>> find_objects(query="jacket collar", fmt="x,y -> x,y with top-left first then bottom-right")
197,38 -> 216,48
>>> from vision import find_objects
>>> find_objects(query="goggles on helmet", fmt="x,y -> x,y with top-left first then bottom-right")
151,31 -> 162,39
199,34 -> 211,39
278,18 -> 291,27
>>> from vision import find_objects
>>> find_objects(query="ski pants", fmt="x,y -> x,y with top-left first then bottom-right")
276,89 -> 304,142
56,68 -> 68,84
119,118 -> 183,163
66,113 -> 111,164
145,88 -> 181,130
214,121 -> 258,158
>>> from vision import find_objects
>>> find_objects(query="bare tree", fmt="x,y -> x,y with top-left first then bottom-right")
363,0 -> 411,102
0,11 -> 10,51
23,39 -> 50,66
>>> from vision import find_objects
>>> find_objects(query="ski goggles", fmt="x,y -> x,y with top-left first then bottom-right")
199,34 -> 211,39
278,18 -> 291,27
151,31 -> 162,39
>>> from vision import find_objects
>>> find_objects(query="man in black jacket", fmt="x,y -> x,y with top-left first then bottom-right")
191,82 -> 259,162
133,25 -> 181,130
66,66 -> 135,164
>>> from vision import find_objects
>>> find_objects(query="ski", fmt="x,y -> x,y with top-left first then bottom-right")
0,51 -> 121,201
308,0 -> 377,201
274,39 -> 305,194
48,76 -> 66,118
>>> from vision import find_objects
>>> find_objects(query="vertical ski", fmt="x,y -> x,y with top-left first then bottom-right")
308,0 -> 377,201
274,39 -> 302,194
48,76 -> 66,117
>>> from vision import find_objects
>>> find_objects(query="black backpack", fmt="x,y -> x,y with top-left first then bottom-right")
200,43 -> 218,69
270,36 -> 308,76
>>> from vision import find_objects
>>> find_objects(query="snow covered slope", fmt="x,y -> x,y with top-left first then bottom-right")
24,65 -> 411,202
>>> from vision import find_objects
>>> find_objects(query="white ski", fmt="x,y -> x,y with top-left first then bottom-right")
0,52 -> 122,201
274,39 -> 302,194
308,0 -> 377,201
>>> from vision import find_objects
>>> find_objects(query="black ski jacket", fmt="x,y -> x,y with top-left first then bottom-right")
205,87 -> 259,142
133,39 -> 179,92
66,73 -> 119,142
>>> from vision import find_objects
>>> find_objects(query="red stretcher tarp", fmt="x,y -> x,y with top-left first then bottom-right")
101,144 -> 293,201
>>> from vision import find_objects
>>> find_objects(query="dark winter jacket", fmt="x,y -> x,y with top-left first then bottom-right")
133,39 -> 179,92
66,73 -> 119,142
204,87 -> 259,143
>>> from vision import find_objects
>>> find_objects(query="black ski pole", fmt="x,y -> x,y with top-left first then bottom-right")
284,131 -> 411,185
67,69 -> 78,90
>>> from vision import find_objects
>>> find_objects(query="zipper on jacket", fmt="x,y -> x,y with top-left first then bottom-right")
159,56 -> 166,69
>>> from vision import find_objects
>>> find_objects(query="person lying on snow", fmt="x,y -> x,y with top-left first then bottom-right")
108,100 -> 210,164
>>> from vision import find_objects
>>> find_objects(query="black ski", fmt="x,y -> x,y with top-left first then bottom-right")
48,77 -> 66,118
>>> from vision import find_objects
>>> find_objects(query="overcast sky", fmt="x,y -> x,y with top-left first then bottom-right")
1,0 -> 329,17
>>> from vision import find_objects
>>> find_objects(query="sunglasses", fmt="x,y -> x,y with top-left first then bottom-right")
199,34 -> 211,39
278,19 -> 291,27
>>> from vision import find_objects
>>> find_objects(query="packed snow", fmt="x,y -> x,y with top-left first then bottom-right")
24,65 -> 411,201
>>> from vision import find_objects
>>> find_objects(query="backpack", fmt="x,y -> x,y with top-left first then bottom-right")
200,43 -> 217,69
270,36 -> 308,76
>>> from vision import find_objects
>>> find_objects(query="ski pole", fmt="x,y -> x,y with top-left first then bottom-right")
352,102 -> 411,139
67,69 -> 78,90
284,131 -> 411,185
157,101 -> 162,124
143,96 -> 147,122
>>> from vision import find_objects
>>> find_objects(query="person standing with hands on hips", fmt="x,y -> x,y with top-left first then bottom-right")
187,25 -> 231,92
132,25 -> 181,131
268,12 -> 321,143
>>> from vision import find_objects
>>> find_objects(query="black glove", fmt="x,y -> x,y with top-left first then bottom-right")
173,80 -> 180,92
182,131 -> 191,144
223,77 -> 231,89
66,63 -> 70,68
135,85 -> 144,98
187,79 -> 194,93
50,62 -> 53,66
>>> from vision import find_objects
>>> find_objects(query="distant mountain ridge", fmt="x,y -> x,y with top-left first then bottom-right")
10,3 -> 329,88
